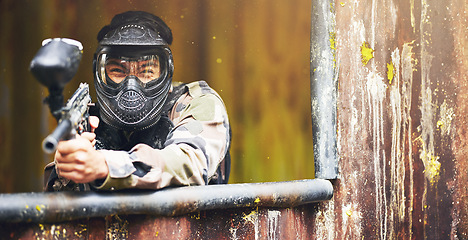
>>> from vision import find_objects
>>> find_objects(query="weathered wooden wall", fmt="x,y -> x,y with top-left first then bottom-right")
312,0 -> 467,239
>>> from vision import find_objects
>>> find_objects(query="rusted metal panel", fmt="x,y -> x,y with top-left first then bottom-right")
0,205 -> 322,239
311,0 -> 468,239
0,180 -> 332,239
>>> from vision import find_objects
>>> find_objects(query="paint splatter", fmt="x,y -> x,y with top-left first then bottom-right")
330,32 -> 337,68
387,62 -> 395,84
242,209 -> 259,239
36,204 -> 45,212
330,32 -> 337,51
420,149 -> 441,184
361,41 -> 374,66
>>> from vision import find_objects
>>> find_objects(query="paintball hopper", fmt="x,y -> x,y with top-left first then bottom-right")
30,38 -> 83,120
30,38 -> 83,90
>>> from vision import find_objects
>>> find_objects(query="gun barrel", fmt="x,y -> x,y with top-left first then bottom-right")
42,119 -> 73,154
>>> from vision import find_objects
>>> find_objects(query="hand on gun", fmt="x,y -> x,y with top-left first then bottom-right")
54,116 -> 109,183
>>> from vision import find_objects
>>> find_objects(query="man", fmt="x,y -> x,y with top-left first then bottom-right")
44,11 -> 231,191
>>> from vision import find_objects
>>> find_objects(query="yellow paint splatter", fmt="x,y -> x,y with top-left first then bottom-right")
242,209 -> 258,224
191,212 -> 201,220
329,32 -> 336,51
330,32 -> 337,68
74,224 -> 88,238
420,150 -> 441,185
346,209 -> 352,216
340,2 -> 346,7
36,205 -> 45,212
254,198 -> 261,204
361,41 -> 374,66
427,157 -> 441,182
436,120 -> 444,129
216,58 -> 222,64
387,62 -> 395,84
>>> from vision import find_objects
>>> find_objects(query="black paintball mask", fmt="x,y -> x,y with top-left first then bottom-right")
94,12 -> 174,131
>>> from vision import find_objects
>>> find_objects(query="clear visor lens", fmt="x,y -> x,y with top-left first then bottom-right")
98,54 -> 161,85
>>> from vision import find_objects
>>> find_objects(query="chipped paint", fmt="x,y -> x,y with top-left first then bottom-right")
230,227 -> 238,240
361,41 -> 374,66
268,210 -> 281,239
410,0 -> 416,31
314,200 -> 336,240
388,47 -> 409,239
438,100 -> 454,136
401,41 -> 417,237
366,70 -> 388,240
418,4 -> 442,225
419,32 -> 439,186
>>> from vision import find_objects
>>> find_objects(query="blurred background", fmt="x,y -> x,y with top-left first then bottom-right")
0,0 -> 314,192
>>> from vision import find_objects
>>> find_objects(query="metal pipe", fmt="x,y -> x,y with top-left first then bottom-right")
310,0 -> 339,179
0,179 -> 333,223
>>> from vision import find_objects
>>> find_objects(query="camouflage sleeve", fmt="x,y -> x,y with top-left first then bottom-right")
93,81 -> 230,190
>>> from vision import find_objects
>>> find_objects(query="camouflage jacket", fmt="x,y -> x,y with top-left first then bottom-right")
44,81 -> 231,191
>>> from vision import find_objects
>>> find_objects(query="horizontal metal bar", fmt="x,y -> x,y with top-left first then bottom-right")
0,179 -> 333,223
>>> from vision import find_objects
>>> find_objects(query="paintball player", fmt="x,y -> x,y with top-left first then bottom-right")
44,11 -> 231,191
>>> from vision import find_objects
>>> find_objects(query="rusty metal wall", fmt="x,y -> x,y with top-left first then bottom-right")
1,205 -> 322,240
312,0 -> 467,239
0,179 -> 333,239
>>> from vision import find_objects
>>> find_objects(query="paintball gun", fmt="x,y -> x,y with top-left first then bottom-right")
30,38 -> 92,154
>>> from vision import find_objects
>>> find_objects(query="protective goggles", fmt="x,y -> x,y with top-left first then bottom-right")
97,54 -> 161,87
